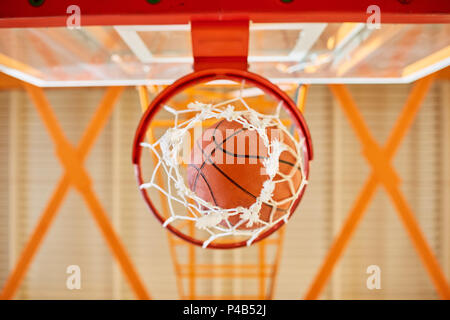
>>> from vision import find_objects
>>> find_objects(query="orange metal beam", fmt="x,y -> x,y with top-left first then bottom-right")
0,72 -> 23,89
1,85 -> 150,300
402,45 -> 450,78
0,53 -> 42,78
136,84 -> 293,300
267,226 -> 286,299
184,264 -> 271,270
0,177 -> 70,299
437,66 -> 450,80
137,85 -> 186,298
304,76 -> 450,299
258,241 -> 267,299
180,271 -> 270,278
296,84 -> 309,114
193,295 -> 259,300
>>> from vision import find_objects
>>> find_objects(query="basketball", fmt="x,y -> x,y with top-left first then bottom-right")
187,119 -> 303,230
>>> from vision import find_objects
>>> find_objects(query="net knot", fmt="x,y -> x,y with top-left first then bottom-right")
241,201 -> 262,228
195,212 -> 224,229
263,139 -> 286,178
160,128 -> 184,167
260,180 -> 275,202
222,105 -> 238,121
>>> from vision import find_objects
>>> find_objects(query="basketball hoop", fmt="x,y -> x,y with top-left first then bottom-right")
132,68 -> 313,248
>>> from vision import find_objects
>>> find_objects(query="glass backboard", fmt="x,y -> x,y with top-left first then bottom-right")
0,23 -> 448,86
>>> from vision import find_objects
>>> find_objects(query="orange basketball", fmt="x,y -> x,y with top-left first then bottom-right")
187,119 -> 302,230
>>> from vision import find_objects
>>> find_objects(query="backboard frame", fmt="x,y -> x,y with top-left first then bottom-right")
0,0 -> 450,28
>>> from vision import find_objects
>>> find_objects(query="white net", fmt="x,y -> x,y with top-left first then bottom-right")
140,94 -> 308,248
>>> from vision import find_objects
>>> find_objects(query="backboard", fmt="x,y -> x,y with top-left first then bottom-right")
0,23 -> 449,86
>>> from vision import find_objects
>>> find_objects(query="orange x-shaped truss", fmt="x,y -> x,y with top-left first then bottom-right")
0,84 -> 151,300
2,77 -> 447,300
305,76 -> 450,300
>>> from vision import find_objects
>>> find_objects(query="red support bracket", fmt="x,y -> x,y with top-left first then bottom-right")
191,20 -> 249,71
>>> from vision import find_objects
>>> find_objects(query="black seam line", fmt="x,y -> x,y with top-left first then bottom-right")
191,120 -> 290,214
197,139 -> 287,214
193,120 -> 244,191
212,120 -> 301,171
212,133 -> 301,171
192,120 -> 226,190
188,164 -> 218,206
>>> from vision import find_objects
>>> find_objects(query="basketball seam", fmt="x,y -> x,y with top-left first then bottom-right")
212,133 -> 301,171
193,119 -> 242,190
189,164 -> 219,206
195,139 -> 288,214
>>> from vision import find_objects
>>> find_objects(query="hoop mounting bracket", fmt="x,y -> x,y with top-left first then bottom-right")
191,19 -> 249,71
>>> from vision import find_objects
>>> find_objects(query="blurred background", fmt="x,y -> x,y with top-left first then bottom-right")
0,79 -> 448,299
0,19 -> 449,299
